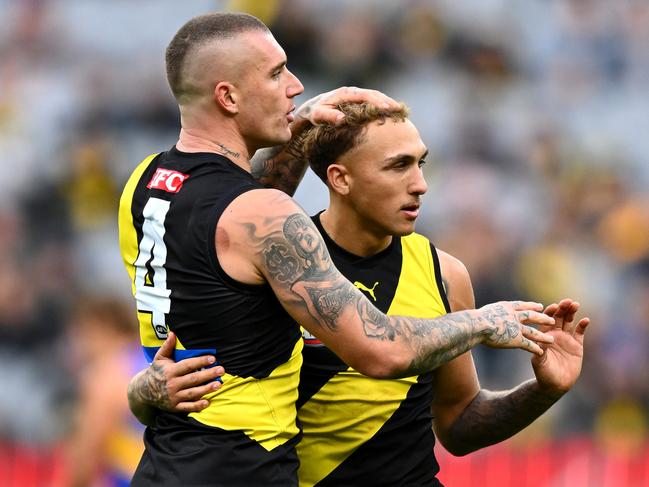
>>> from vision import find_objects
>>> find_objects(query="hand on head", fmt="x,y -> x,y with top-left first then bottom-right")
293,87 -> 401,129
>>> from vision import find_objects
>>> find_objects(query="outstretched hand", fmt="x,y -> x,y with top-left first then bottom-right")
531,299 -> 590,398
132,332 -> 224,414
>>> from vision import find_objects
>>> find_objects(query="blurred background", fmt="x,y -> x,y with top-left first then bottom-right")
1,0 -> 648,485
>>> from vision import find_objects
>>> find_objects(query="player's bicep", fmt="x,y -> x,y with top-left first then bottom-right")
220,190 -> 379,368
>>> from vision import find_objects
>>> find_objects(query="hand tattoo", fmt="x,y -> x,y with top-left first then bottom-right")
134,362 -> 172,410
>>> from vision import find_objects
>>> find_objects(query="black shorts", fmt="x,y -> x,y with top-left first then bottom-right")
131,413 -> 300,487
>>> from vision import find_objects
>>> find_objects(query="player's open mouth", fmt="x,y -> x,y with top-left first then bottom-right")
401,204 -> 420,219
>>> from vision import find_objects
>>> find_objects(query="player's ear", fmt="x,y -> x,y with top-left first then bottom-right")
214,81 -> 239,114
327,163 -> 350,196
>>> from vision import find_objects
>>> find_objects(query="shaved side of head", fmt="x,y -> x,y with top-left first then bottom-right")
166,13 -> 269,104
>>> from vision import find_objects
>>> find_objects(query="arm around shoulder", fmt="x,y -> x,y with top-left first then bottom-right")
217,195 -> 555,379
216,188 -> 404,377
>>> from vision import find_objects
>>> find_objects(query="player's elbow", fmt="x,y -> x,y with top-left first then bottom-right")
351,348 -> 411,379
441,441 -> 475,457
436,429 -> 480,457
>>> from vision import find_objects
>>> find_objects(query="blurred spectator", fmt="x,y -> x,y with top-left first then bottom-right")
63,297 -> 146,487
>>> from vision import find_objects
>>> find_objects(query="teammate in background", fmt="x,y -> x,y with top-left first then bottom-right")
64,297 -> 147,487
130,102 -> 590,486
118,13 -> 556,486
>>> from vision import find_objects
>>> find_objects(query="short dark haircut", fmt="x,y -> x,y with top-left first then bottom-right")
302,102 -> 410,183
165,12 -> 269,101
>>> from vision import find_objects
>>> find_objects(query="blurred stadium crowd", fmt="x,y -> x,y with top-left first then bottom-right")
0,0 -> 648,485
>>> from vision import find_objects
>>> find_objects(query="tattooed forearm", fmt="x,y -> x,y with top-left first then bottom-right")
306,282 -> 358,331
127,366 -> 170,426
446,380 -> 561,455
251,130 -> 310,195
251,146 -> 283,181
356,293 -> 488,375
395,311 -> 486,376
358,298 -> 397,340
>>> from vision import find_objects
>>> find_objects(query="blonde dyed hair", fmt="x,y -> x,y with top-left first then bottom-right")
302,102 -> 409,183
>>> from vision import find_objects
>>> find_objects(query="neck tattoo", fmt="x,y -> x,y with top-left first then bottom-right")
216,142 -> 240,159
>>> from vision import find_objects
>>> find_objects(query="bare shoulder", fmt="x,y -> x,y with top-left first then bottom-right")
223,187 -> 298,216
435,248 -> 475,312
436,249 -> 470,282
216,188 -> 306,284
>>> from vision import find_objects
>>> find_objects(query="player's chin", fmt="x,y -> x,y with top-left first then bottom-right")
273,125 -> 293,144
392,220 -> 417,236
263,130 -> 291,148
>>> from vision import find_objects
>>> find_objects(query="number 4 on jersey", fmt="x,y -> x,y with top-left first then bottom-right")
134,197 -> 171,339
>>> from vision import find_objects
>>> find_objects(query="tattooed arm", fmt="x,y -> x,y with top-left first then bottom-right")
250,132 -> 310,195
431,250 -> 590,455
217,189 -> 556,379
251,87 -> 401,194
446,298 -> 590,450
443,382 -> 561,455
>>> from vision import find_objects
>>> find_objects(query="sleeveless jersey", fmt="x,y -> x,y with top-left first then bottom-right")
118,147 -> 302,486
296,213 -> 450,486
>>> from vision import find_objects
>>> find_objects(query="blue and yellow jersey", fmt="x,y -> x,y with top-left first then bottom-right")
118,147 -> 302,486
297,213 -> 449,486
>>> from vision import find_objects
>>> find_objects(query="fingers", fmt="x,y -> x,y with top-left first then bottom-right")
561,301 -> 580,330
573,317 -> 590,343
173,354 -> 217,376
308,105 -> 343,125
518,309 -> 556,328
173,365 -> 225,390
172,381 -> 223,413
543,303 -> 559,316
517,337 -> 545,356
548,298 -> 581,333
154,331 -> 177,360
512,301 -> 544,312
521,324 -> 555,344
166,364 -> 225,412
175,399 -> 212,414
325,86 -> 399,110
303,87 -> 400,126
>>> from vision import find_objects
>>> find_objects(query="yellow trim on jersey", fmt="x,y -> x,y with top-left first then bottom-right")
392,232 -> 443,317
190,338 -> 303,451
297,233 -> 447,486
118,153 -> 175,351
118,153 -> 158,295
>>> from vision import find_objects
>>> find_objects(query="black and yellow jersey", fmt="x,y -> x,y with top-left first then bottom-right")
297,212 -> 449,487
118,147 -> 302,486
